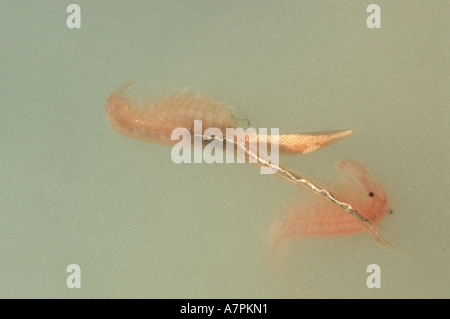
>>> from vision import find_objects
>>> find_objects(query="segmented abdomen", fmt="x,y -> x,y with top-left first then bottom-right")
105,83 -> 238,144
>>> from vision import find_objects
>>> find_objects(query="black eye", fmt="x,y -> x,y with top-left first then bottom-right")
368,192 -> 374,197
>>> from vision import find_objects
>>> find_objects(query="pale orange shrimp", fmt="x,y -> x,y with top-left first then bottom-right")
105,81 -> 237,145
269,159 -> 408,265
105,82 -> 353,154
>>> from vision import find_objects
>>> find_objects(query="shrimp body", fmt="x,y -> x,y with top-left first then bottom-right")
270,159 -> 392,255
105,82 -> 237,145
105,82 -> 353,153
262,130 -> 353,155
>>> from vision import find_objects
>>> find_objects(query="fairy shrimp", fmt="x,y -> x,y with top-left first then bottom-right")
105,82 -> 353,154
269,159 -> 407,262
105,81 -> 238,145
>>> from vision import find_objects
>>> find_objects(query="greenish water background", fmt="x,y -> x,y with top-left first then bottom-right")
1,1 -> 449,298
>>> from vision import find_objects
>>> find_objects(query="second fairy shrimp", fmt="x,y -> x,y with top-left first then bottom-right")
268,160 -> 397,257
105,82 -> 353,155
215,133 -> 408,255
